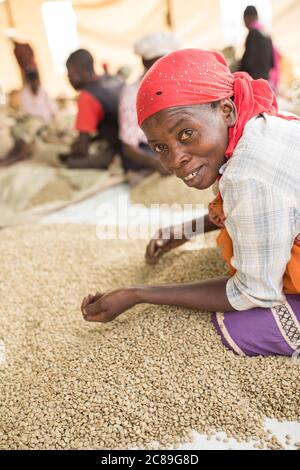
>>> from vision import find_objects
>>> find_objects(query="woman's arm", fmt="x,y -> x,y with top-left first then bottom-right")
133,277 -> 234,312
82,214 -> 222,323
194,213 -> 219,234
146,214 -> 218,264
81,277 -> 234,323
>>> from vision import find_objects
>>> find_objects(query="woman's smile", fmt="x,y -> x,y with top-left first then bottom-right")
179,164 -> 205,187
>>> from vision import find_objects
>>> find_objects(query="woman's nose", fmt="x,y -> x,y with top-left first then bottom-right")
169,146 -> 191,169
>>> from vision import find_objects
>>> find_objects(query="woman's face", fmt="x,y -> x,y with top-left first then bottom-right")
141,100 -> 236,190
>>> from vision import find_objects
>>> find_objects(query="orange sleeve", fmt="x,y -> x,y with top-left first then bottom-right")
75,90 -> 104,133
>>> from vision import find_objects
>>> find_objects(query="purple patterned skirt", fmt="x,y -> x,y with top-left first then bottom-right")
212,294 -> 300,356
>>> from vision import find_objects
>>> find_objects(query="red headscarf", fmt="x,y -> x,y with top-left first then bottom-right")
136,48 -> 296,159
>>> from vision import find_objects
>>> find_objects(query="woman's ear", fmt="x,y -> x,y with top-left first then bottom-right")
220,98 -> 237,127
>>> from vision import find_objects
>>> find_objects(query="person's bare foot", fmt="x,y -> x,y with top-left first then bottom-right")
60,153 -> 112,170
0,140 -> 31,167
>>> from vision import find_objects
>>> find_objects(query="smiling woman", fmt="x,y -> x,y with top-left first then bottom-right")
141,102 -> 233,190
81,48 -> 300,357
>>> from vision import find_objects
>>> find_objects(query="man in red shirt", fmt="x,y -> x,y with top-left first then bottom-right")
61,49 -> 124,169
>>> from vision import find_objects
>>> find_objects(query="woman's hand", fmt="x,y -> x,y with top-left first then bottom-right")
145,224 -> 188,265
81,288 -> 137,323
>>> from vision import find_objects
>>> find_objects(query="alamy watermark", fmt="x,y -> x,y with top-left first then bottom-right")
95,196 -> 205,240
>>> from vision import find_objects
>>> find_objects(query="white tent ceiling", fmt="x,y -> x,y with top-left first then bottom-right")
0,0 -> 299,96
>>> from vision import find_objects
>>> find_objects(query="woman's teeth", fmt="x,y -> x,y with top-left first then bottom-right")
183,168 -> 200,182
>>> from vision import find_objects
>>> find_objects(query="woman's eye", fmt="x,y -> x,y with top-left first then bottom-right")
180,129 -> 193,141
153,144 -> 166,153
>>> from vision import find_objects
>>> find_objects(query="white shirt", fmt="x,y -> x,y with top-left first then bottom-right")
118,79 -> 147,147
20,85 -> 57,123
220,113 -> 300,310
